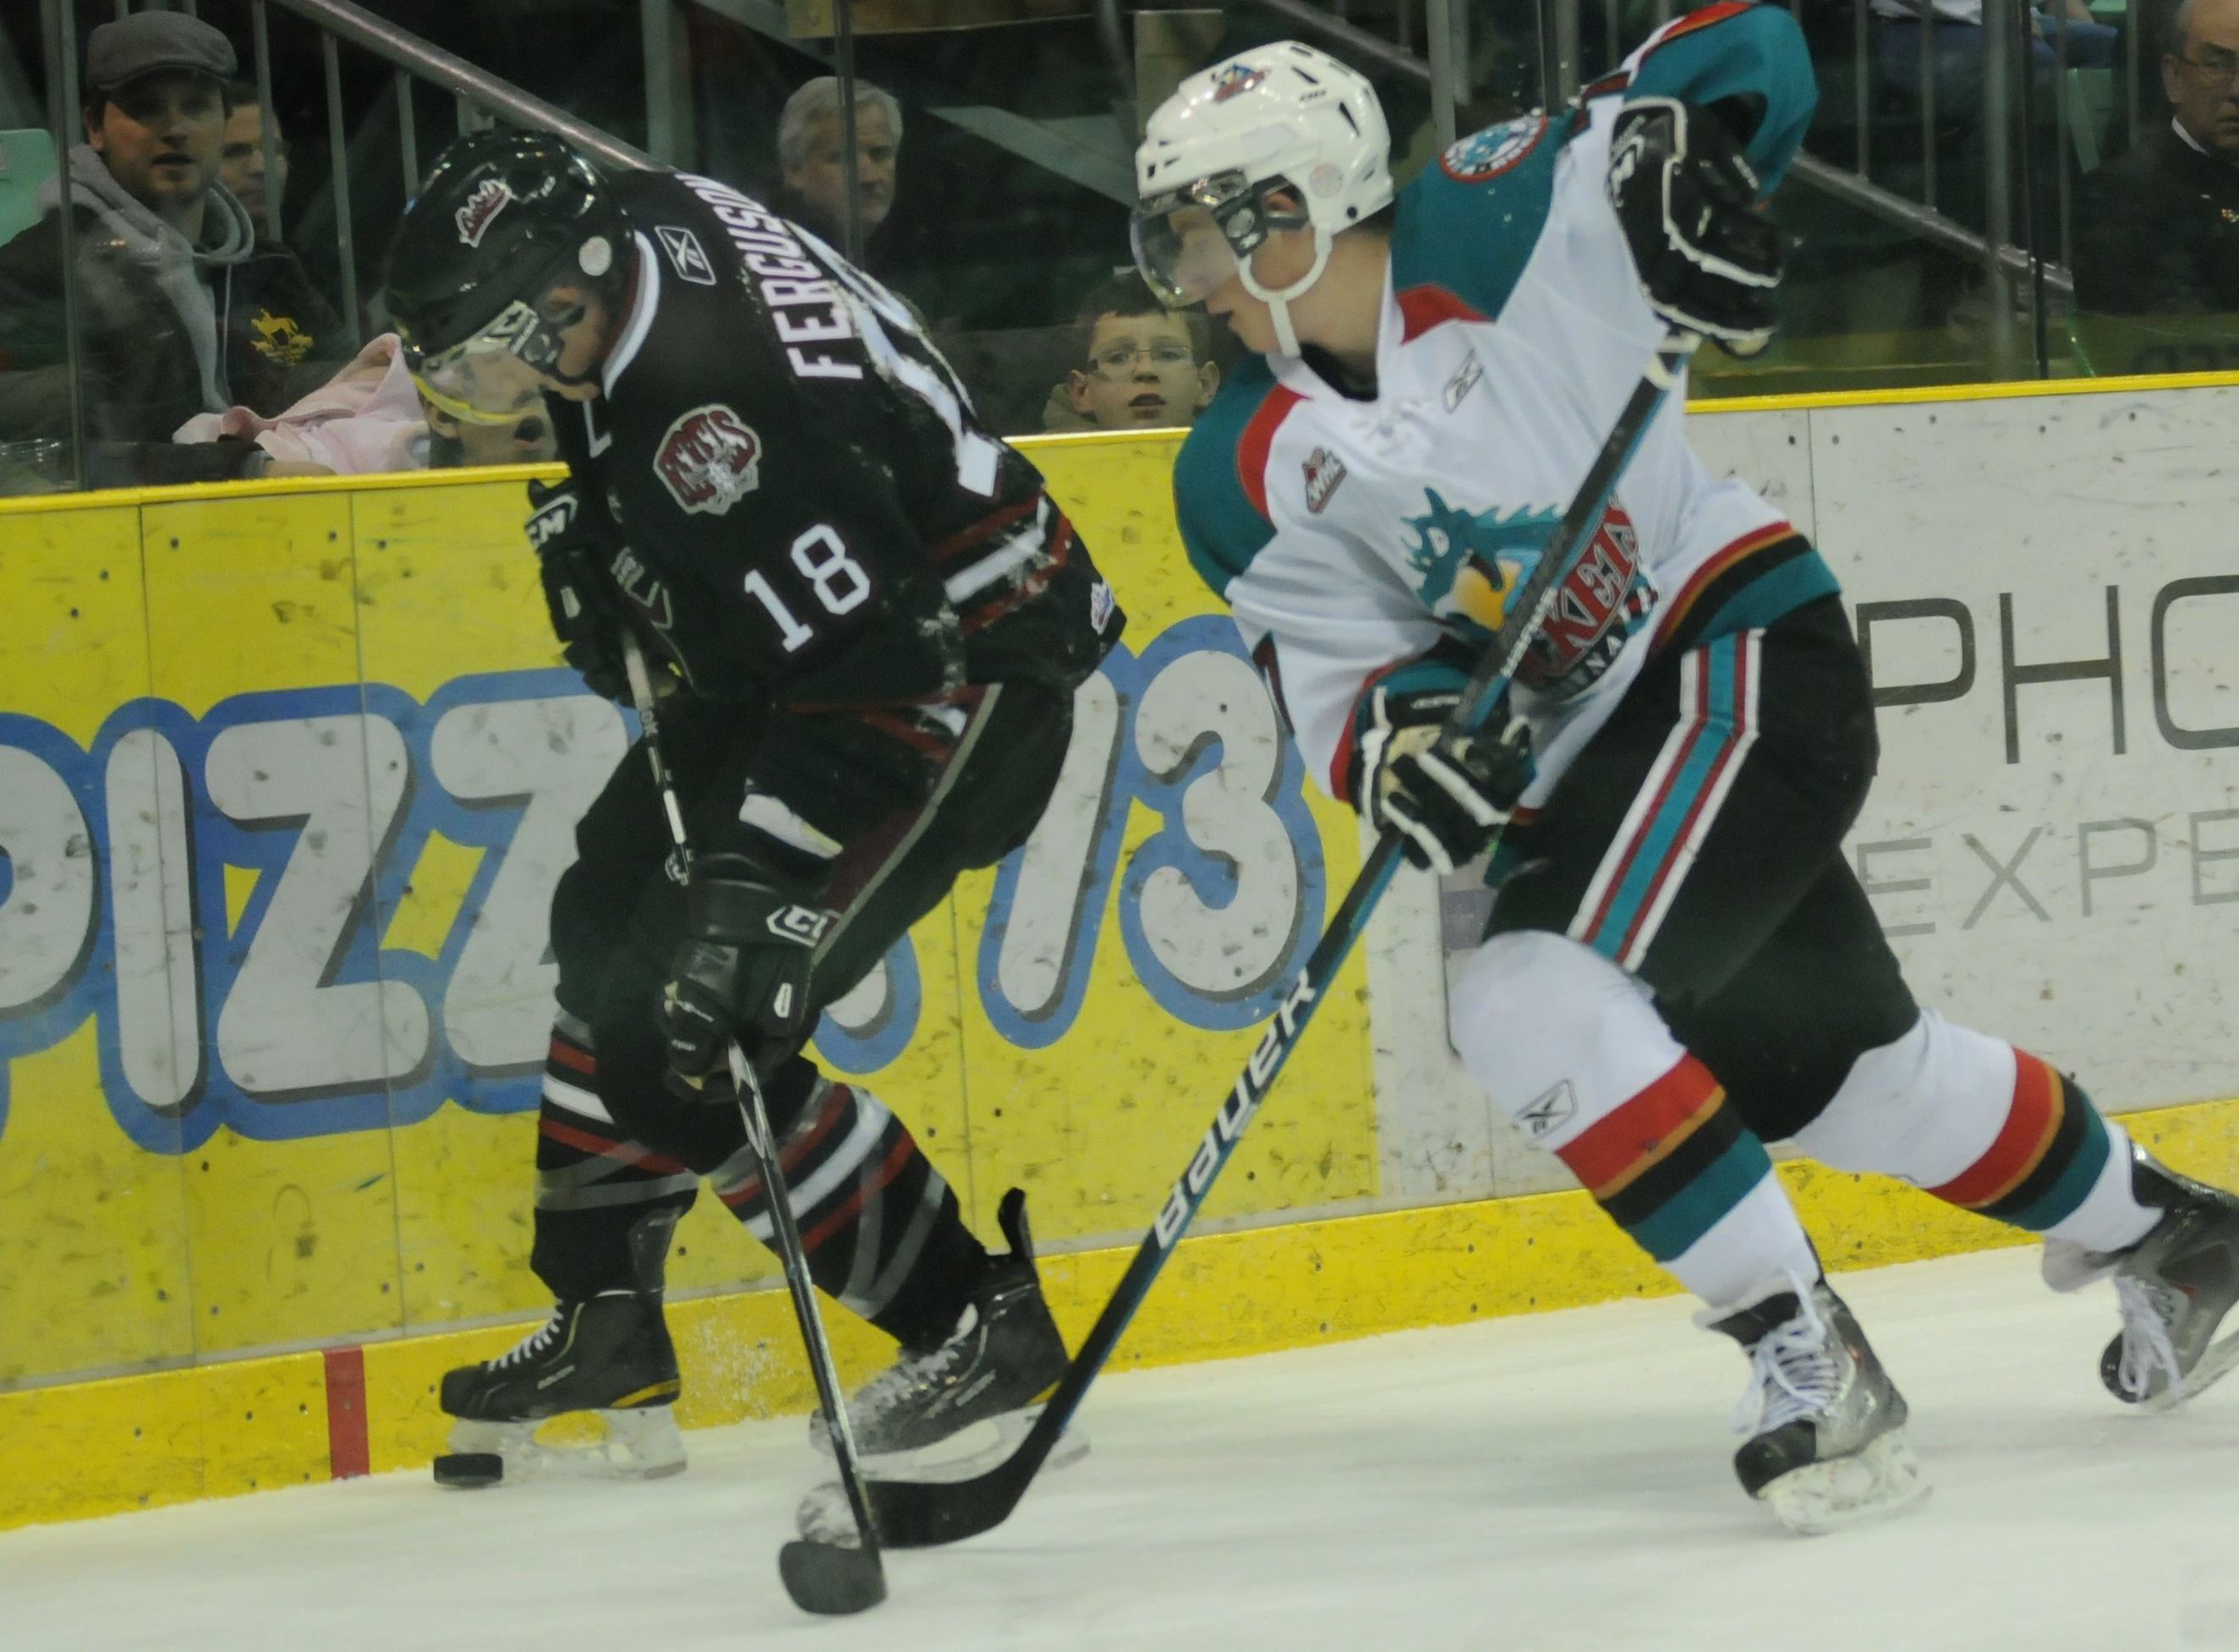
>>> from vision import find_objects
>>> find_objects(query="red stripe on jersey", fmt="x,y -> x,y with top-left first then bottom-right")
959,514 -> 1074,637
1396,285 -> 1489,343
1237,386 -> 1304,522
720,1083 -> 857,1209
933,495 -> 1041,565
548,1036 -> 597,1075
1646,0 -> 1753,46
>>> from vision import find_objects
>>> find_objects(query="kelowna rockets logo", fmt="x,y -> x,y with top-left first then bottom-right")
1212,62 -> 1267,102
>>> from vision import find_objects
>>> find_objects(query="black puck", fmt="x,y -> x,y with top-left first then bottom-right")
433,1451 -> 505,1488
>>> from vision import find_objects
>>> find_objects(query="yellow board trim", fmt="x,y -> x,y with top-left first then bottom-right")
8,1095 -> 2232,1534
13,364 -> 2239,521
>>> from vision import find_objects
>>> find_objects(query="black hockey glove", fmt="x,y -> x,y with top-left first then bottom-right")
526,479 -> 630,703
657,854 -> 835,1094
1606,97 -> 1784,357
1356,686 -> 1535,877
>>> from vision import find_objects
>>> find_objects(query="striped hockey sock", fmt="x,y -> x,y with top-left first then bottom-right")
711,1075 -> 988,1348
1924,1049 -> 2155,1251
1551,1052 -> 1818,1308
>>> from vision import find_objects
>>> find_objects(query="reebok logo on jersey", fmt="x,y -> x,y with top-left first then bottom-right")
454,178 -> 513,247
1443,351 -> 1483,412
1303,447 -> 1347,515
1519,1081 -> 1576,1139
654,404 -> 762,515
656,225 -> 716,285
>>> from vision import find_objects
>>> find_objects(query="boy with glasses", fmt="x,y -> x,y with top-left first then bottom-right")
1061,272 -> 1220,430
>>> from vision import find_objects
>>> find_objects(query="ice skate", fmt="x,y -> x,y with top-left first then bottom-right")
808,1190 -> 1081,1474
434,1290 -> 686,1487
1703,1276 -> 1928,1535
2045,1146 -> 2239,1411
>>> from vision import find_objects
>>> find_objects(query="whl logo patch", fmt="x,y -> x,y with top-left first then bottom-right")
454,178 -> 514,247
654,404 -> 762,515
1302,447 -> 1346,515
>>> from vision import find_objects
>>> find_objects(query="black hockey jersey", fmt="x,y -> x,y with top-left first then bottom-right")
545,167 -> 1123,852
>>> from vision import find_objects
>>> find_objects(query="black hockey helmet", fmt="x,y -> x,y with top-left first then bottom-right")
386,129 -> 627,422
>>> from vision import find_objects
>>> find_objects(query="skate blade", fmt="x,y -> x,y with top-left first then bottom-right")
795,1412 -> 1090,1543
2139,1330 -> 2239,1414
1757,1430 -> 1930,1537
437,1407 -> 687,1487
813,1401 -> 1088,1477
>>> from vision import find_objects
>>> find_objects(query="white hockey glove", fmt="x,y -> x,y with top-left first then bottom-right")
1355,687 -> 1535,876
1606,97 -> 1783,356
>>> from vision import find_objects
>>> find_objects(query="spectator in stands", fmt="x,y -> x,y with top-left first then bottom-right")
0,12 -> 342,483
1048,271 -> 1218,431
774,76 -> 903,258
1875,0 -> 2118,103
218,79 -> 290,236
2075,0 -> 2239,317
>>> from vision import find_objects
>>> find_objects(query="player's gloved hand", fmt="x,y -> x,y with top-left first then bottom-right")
526,479 -> 631,703
657,854 -> 835,1095
1606,96 -> 1783,357
1356,686 -> 1535,876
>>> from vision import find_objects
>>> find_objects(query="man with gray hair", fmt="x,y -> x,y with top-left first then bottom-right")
2076,0 -> 2239,320
775,75 -> 904,251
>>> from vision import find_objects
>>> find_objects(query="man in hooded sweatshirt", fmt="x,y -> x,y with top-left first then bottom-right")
0,13 -> 343,484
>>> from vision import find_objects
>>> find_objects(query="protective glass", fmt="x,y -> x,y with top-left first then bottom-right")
405,297 -> 578,424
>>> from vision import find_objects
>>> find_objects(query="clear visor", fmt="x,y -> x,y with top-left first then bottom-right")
1130,173 -> 1260,308
407,298 -> 574,425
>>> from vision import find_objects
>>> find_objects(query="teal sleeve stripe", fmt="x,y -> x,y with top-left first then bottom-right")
1390,114 -> 1565,324
1691,552 -> 1842,648
1174,358 -> 1280,600
1625,3 -> 1819,194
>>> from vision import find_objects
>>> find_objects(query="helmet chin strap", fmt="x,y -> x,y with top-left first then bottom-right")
1238,229 -> 1333,358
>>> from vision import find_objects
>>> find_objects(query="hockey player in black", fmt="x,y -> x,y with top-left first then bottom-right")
385,132 -> 1125,1485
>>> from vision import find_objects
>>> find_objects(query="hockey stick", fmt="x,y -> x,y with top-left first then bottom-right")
616,634 -> 887,1617
827,327 -> 1701,1553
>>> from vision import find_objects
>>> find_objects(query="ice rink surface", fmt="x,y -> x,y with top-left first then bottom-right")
9,1245 -> 2238,1652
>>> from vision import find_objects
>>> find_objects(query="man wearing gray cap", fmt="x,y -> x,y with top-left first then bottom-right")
0,11 -> 342,482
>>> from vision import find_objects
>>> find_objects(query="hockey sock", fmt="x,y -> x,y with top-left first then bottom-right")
711,1072 -> 988,1348
529,1023 -> 700,1299
1791,1011 -> 2157,1254
1450,930 -> 1819,1311
1550,1051 -> 1817,1308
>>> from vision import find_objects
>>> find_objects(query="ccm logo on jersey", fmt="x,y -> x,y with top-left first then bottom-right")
454,178 -> 513,246
655,225 -> 717,285
766,905 -> 833,946
1302,447 -> 1347,514
654,404 -> 763,515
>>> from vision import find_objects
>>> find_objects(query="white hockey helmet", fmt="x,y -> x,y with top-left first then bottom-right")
1131,41 -> 1393,357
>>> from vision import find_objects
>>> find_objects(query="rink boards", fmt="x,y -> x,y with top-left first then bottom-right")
2,375 -> 2236,1529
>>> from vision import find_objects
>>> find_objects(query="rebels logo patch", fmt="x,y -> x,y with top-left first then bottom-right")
654,404 -> 762,516
1302,447 -> 1347,515
454,178 -> 514,247
1440,114 -> 1550,183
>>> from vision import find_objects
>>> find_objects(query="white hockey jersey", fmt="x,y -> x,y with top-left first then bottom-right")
1174,3 -> 1835,812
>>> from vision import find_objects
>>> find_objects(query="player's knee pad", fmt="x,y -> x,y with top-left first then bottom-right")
1788,1009 -> 2014,1180
1448,928 -> 1686,1131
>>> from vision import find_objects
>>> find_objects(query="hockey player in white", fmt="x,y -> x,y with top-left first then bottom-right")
1135,13 -> 2239,1533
